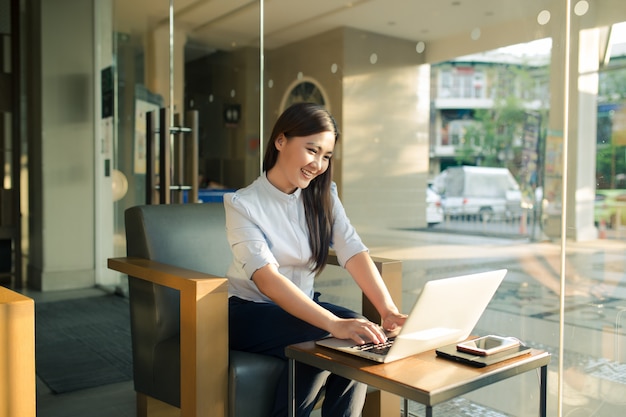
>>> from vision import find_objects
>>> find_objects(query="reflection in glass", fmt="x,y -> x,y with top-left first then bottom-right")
107,1 -> 626,415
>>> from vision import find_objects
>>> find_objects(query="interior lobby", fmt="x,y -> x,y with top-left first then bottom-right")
3,0 -> 626,416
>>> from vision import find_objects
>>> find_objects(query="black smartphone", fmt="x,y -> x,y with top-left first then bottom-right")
456,335 -> 520,356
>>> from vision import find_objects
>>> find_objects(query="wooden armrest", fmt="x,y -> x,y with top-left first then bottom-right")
108,257 -> 227,417
326,253 -> 402,325
107,257 -> 227,292
0,288 -> 35,417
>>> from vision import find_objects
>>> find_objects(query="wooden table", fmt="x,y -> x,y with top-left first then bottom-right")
286,341 -> 550,417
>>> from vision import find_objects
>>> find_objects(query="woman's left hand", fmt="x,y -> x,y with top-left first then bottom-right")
382,311 -> 407,333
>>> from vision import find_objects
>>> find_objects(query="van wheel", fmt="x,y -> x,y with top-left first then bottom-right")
479,207 -> 494,223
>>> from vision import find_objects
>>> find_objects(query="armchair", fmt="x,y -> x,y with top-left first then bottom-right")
108,203 -> 402,417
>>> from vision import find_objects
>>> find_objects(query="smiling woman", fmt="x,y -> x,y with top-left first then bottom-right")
223,103 -> 405,417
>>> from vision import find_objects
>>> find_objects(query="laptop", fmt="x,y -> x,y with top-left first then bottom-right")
315,269 -> 507,363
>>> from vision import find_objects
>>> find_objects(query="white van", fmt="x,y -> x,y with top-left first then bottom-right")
433,166 -> 522,222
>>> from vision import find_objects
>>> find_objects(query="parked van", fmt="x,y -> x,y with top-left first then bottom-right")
433,166 -> 522,222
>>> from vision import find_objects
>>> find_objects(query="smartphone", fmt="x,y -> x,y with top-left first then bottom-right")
456,335 -> 520,356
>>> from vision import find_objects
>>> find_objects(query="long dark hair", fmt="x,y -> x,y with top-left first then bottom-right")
263,102 -> 339,274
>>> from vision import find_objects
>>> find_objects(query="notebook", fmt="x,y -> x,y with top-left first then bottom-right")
435,342 -> 531,367
315,269 -> 507,363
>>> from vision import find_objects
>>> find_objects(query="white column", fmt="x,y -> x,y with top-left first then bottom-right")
573,28 -> 601,240
94,0 -> 117,287
34,0 -> 96,290
544,26 -> 600,241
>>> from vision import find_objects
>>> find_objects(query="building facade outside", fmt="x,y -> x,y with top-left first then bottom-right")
429,42 -> 551,176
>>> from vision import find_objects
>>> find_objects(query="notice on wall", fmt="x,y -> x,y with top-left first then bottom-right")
542,132 -> 564,237
543,133 -> 564,213
612,105 -> 626,146
101,67 -> 114,177
519,112 -> 541,208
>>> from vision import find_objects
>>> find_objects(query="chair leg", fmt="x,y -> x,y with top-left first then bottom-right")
136,392 -> 181,417
362,390 -> 400,417
136,392 -> 147,417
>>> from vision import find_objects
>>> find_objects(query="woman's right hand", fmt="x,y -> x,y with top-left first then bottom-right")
328,317 -> 388,345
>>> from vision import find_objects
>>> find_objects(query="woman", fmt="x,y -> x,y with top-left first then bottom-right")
224,102 -> 406,417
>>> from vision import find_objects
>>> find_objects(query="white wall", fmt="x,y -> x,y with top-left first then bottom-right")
32,0 -> 96,290
341,29 -> 430,230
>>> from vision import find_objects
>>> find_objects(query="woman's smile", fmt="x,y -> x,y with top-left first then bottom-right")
301,167 -> 316,179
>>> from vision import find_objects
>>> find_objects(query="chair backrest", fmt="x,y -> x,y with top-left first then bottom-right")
125,202 -> 232,274
124,202 -> 231,406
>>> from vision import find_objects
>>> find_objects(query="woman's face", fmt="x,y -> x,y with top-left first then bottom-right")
268,131 -> 335,194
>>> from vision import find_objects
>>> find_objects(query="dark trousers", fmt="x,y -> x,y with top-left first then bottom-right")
229,294 -> 368,417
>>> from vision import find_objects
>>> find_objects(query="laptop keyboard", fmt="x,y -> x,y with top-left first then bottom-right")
354,337 -> 396,356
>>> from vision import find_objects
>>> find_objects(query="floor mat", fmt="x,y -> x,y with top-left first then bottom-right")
35,295 -> 133,394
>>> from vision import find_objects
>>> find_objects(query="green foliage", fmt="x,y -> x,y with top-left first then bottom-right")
454,97 -> 527,170
599,65 -> 626,102
597,143 -> 626,189
597,64 -> 626,188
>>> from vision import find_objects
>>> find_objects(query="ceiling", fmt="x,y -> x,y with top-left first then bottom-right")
114,0 -> 625,59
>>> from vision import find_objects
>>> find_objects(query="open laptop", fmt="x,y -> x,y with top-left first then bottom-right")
315,269 -> 507,363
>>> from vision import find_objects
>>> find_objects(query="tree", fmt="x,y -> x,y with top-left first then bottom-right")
456,96 -> 527,170
599,64 -> 626,103
597,142 -> 626,189
597,61 -> 626,189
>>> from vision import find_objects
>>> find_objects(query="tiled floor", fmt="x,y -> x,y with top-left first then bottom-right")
17,286 -> 135,417
22,226 -> 626,417
37,379 -> 135,417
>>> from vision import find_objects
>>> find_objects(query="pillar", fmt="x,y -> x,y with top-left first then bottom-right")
543,24 -> 600,241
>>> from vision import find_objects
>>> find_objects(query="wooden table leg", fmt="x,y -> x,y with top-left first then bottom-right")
362,390 -> 401,417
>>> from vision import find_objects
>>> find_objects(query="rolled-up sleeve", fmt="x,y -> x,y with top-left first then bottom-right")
329,184 -> 368,266
224,193 -> 278,279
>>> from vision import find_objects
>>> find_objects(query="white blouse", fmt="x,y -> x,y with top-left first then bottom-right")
224,173 -> 367,302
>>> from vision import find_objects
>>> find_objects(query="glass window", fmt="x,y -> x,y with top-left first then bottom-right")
440,69 -> 452,98
105,2 -> 626,415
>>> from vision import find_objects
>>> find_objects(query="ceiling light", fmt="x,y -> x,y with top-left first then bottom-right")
537,10 -> 551,25
574,0 -> 589,16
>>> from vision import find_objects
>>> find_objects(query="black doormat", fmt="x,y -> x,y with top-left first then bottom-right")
35,294 -> 133,394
